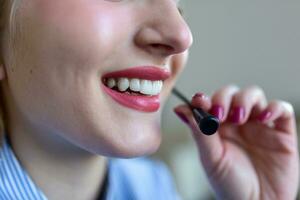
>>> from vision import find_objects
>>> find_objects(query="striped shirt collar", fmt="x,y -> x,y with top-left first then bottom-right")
0,136 -> 48,200
0,135 -> 180,200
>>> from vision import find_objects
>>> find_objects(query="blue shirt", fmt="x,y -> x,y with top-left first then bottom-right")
0,137 -> 180,200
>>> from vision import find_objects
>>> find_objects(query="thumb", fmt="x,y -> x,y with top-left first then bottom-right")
173,104 -> 224,172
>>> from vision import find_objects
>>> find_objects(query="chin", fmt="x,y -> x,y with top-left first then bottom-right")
107,129 -> 162,158
78,109 -> 163,158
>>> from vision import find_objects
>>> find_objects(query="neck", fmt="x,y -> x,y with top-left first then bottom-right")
7,116 -> 108,200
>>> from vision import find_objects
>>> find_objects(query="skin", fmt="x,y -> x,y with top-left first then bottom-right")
174,86 -> 299,199
0,0 -> 192,199
0,0 -> 298,200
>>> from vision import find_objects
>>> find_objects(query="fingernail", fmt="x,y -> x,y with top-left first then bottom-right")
230,106 -> 245,123
192,92 -> 207,99
210,105 -> 224,121
174,110 -> 189,125
258,110 -> 272,122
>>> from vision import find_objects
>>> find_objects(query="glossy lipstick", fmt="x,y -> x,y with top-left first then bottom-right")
101,66 -> 171,112
102,66 -> 170,80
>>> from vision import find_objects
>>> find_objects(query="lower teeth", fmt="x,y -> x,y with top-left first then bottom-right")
125,91 -> 140,95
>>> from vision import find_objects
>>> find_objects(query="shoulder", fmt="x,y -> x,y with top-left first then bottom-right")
107,157 -> 181,200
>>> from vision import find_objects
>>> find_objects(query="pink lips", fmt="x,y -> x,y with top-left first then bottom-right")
101,66 -> 171,112
102,66 -> 171,81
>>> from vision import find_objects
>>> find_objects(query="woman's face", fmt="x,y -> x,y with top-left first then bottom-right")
1,0 -> 192,157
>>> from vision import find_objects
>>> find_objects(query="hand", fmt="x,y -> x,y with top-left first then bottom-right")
174,85 -> 299,200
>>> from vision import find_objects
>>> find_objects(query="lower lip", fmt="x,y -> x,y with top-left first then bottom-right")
101,84 -> 160,112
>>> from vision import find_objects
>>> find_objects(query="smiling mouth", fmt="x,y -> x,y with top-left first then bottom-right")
101,66 -> 170,112
102,77 -> 163,96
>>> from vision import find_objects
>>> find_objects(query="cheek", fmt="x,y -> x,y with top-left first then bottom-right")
170,52 -> 188,78
7,1 -> 129,123
25,0 -> 128,67
160,53 -> 188,101
13,1 -> 132,110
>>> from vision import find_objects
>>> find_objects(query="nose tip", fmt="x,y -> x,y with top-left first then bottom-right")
170,23 -> 193,54
135,5 -> 193,57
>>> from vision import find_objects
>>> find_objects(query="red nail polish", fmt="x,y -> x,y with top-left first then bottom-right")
230,107 -> 245,123
258,110 -> 272,122
174,110 -> 189,125
210,105 -> 224,121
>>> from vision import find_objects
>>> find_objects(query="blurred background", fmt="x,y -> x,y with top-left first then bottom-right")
153,1 -> 300,199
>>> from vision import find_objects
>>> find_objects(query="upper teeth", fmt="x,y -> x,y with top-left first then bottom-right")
105,78 -> 163,95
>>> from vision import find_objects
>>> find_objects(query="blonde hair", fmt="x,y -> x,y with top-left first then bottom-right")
0,0 -> 21,140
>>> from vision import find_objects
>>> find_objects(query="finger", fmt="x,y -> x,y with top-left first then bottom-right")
240,122 -> 297,154
191,92 -> 211,111
210,85 -> 240,122
257,100 -> 296,134
173,104 -> 224,170
228,85 -> 267,125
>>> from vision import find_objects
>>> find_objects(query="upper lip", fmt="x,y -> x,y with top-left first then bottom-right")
102,66 -> 171,81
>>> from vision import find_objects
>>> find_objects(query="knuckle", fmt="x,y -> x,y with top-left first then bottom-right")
213,84 -> 239,100
269,100 -> 294,114
244,85 -> 265,96
280,101 -> 295,114
247,84 -> 263,91
235,85 -> 266,103
222,84 -> 240,93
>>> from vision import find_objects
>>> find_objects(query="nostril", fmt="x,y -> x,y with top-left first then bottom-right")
150,43 -> 175,54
